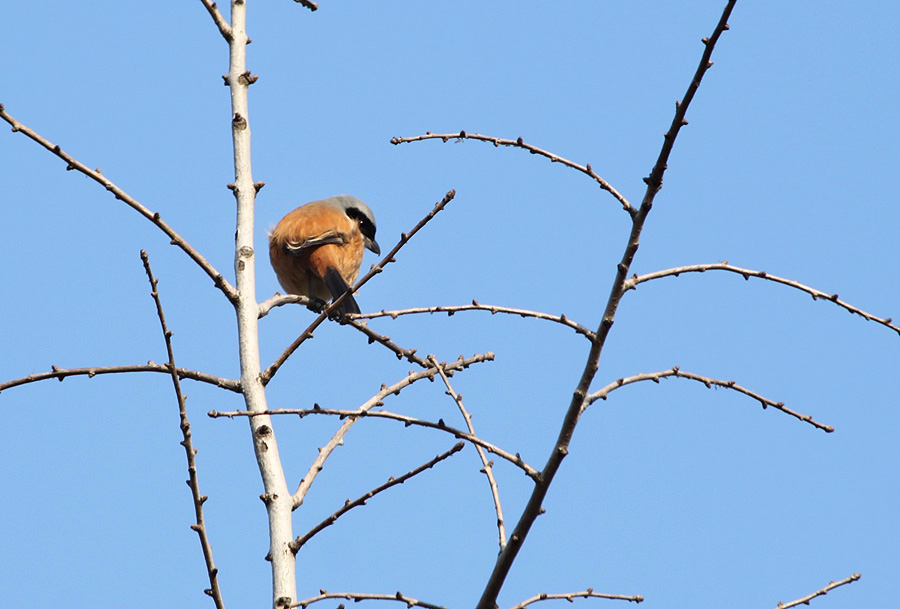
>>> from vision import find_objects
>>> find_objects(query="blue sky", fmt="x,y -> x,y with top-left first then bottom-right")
1,2 -> 898,608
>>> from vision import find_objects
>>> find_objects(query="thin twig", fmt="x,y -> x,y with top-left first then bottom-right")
283,352 -> 493,508
0,105 -> 238,303
258,294 -> 318,319
624,262 -> 900,336
357,302 -> 595,340
140,251 -> 225,609
509,588 -> 644,609
775,573 -> 861,609
212,405 -> 539,481
474,5 -> 736,609
262,191 -> 456,384
642,5 -> 732,197
0,363 -> 240,394
290,442 -> 464,552
293,591 -> 446,609
343,319 -> 432,367
429,355 -> 507,549
198,0 -> 233,40
391,132 -> 633,216
586,366 -> 833,432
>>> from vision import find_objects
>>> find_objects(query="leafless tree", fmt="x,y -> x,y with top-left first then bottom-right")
1,2 -> 891,608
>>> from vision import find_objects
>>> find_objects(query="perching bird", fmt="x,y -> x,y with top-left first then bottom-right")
269,195 -> 380,317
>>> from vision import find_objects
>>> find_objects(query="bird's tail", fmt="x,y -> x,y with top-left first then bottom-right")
323,267 -> 361,316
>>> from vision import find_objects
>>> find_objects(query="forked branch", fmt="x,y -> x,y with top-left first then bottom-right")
430,355 -> 506,548
275,351 -> 493,508
290,442 -> 464,552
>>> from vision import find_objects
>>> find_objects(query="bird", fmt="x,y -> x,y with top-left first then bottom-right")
269,195 -> 380,318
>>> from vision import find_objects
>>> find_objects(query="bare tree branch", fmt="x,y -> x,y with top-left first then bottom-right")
642,6 -> 732,197
357,302 -> 595,340
290,442 -> 464,553
0,105 -> 239,303
774,573 -> 861,609
262,191 -> 456,384
141,250 -> 225,608
474,5 -> 737,609
0,363 -> 240,394
508,588 -> 644,609
258,294 -> 319,319
293,591 -> 446,609
586,366 -> 833,432
282,352 -> 495,508
391,132 -> 633,216
624,262 -> 900,336
344,319 -> 432,367
211,404 -> 540,481
198,0 -> 233,40
429,355 -> 507,549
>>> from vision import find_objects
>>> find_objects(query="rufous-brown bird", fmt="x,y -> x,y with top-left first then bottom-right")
269,195 -> 380,317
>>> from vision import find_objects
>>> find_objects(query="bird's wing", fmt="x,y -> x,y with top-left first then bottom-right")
283,230 -> 348,256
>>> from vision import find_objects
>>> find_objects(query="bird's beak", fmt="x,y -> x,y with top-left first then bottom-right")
366,238 -> 381,256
